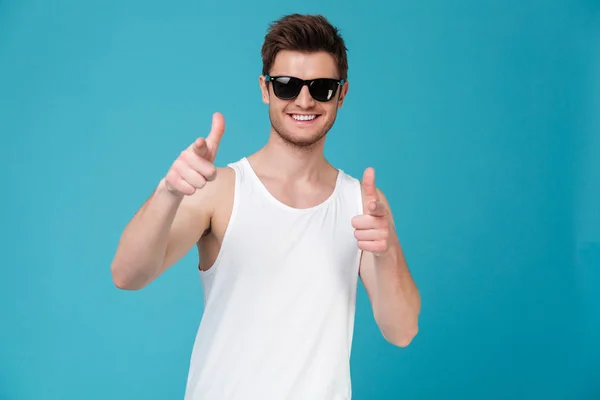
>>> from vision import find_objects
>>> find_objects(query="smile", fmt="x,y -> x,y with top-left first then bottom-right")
290,114 -> 319,122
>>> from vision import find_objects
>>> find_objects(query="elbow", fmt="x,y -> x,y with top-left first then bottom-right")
113,278 -> 141,291
380,319 -> 419,348
110,262 -> 146,291
389,326 -> 418,348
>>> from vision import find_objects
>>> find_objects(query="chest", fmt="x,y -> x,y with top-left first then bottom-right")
224,202 -> 361,285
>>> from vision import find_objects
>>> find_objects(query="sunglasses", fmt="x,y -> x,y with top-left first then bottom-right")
265,75 -> 345,102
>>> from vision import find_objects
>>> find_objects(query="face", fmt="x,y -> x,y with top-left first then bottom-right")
259,50 -> 349,149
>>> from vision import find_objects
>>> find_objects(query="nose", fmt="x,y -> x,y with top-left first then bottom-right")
294,85 -> 315,109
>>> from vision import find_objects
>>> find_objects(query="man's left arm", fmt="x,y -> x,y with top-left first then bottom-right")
352,167 -> 421,347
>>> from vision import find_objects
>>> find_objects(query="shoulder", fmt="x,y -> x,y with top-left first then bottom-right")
178,165 -> 236,219
213,165 -> 236,188
201,165 -> 236,204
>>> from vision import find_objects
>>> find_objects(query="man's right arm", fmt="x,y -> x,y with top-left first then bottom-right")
110,112 -> 226,290
110,179 -> 211,290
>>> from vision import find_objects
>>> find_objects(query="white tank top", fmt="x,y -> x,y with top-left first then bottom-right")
184,157 -> 364,400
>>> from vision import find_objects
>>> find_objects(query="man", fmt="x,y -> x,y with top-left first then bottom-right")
110,13 -> 420,400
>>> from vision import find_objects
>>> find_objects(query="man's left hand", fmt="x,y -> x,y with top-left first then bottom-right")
351,167 -> 393,256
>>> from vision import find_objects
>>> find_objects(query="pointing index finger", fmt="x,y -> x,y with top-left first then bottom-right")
367,199 -> 387,217
192,137 -> 208,157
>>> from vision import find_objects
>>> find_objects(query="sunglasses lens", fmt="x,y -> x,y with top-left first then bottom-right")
271,77 -> 302,100
269,76 -> 340,101
309,79 -> 339,101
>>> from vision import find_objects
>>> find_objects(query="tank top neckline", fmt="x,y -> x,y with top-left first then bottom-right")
238,157 -> 343,214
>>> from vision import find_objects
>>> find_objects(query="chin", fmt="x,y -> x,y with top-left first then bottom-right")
276,126 -> 328,148
269,109 -> 335,148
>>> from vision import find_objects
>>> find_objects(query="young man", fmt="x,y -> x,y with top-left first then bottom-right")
110,13 -> 420,400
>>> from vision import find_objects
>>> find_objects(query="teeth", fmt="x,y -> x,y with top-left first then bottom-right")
292,114 -> 317,121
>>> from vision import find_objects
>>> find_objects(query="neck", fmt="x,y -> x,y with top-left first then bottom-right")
249,129 -> 331,182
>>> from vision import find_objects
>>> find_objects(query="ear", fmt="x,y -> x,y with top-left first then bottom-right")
337,80 -> 349,109
259,75 -> 270,104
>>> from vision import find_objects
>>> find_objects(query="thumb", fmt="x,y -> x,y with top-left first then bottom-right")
362,167 -> 379,213
206,112 -> 225,152
362,167 -> 377,199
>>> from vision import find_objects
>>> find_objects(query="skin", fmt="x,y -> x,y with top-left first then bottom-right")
110,49 -> 420,348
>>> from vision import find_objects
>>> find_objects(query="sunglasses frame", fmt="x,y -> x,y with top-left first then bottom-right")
265,75 -> 345,102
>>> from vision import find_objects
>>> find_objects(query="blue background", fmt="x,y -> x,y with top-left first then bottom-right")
1,0 -> 598,398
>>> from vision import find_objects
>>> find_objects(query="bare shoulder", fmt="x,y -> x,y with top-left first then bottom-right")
206,166 -> 236,211
179,166 -> 236,216
183,164 -> 236,235
213,165 -> 236,188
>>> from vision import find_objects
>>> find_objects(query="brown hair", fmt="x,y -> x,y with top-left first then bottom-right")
261,14 -> 349,80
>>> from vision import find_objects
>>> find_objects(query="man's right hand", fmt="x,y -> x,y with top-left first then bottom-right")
164,112 -> 226,197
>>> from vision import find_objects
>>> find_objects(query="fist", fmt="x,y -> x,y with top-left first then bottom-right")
164,112 -> 225,197
351,167 -> 391,256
